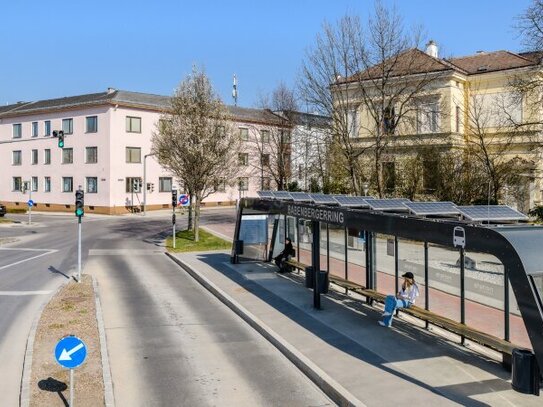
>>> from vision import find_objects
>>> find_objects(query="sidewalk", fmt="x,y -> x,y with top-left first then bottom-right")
169,251 -> 541,407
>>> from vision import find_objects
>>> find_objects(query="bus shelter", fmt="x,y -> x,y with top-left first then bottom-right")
231,194 -> 543,389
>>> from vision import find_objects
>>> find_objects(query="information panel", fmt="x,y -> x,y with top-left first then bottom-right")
239,215 -> 268,244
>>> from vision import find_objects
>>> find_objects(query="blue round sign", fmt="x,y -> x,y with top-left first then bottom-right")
179,194 -> 190,207
27,200 -> 34,207
55,336 -> 87,369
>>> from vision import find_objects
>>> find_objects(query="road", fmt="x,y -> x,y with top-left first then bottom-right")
0,209 -> 331,406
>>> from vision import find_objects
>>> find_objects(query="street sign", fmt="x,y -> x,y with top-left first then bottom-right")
179,194 -> 190,207
27,200 -> 34,207
55,336 -> 87,369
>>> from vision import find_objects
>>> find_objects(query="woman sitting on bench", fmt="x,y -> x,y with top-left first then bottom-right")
379,272 -> 419,327
274,238 -> 295,269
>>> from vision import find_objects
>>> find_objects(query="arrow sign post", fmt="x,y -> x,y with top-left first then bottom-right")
55,336 -> 87,407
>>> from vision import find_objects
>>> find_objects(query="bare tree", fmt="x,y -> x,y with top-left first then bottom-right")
300,2 -> 449,197
152,68 -> 240,241
517,0 -> 543,50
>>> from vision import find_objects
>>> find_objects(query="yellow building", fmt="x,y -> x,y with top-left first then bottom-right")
336,41 -> 543,210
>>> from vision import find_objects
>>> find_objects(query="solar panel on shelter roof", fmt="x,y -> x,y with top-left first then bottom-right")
366,198 -> 411,211
455,205 -> 528,222
271,191 -> 293,200
257,191 -> 274,199
309,194 -> 338,205
403,201 -> 460,216
290,192 -> 312,202
333,196 -> 370,207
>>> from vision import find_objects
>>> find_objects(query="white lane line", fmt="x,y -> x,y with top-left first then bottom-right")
0,248 -> 57,252
0,250 -> 57,271
0,291 -> 52,296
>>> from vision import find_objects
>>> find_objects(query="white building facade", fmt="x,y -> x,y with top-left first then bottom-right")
0,89 -> 287,214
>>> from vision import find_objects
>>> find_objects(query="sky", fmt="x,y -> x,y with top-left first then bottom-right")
0,0 -> 534,108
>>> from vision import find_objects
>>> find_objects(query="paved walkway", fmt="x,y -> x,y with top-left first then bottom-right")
172,251 -> 541,407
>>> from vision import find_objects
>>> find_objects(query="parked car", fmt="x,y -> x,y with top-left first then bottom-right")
0,203 -> 6,217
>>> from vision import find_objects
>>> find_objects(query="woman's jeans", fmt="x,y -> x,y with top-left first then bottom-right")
382,295 -> 411,326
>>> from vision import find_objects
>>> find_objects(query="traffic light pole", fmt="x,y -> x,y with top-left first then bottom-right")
28,188 -> 32,226
78,216 -> 82,283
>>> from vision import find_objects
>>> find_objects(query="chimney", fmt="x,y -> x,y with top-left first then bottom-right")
425,40 -> 438,58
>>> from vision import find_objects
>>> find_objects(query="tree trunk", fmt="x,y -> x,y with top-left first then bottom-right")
194,194 -> 201,242
187,193 -> 194,231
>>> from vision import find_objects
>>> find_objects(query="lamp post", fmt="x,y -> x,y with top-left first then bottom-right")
362,182 -> 369,196
143,153 -> 155,216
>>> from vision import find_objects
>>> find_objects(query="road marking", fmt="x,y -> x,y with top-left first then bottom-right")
0,249 -> 57,271
0,290 -> 52,296
0,248 -> 57,252
89,249 -> 164,256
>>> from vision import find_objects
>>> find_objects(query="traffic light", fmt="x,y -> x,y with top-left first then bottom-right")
146,182 -> 154,193
75,189 -> 84,217
53,130 -> 65,148
172,189 -> 178,208
132,179 -> 140,192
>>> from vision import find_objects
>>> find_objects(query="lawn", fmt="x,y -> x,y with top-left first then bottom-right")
0,218 -> 13,223
166,228 -> 232,252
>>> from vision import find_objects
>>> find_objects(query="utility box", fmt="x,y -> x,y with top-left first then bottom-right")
511,348 -> 541,395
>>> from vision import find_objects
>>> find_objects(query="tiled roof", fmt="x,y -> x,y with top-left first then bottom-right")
446,51 -> 537,74
276,110 -> 331,128
0,89 -> 288,125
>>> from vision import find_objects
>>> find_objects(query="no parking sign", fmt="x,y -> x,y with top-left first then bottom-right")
178,194 -> 190,207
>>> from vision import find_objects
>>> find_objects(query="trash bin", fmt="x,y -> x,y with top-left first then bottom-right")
305,266 -> 314,288
511,348 -> 541,395
318,270 -> 329,294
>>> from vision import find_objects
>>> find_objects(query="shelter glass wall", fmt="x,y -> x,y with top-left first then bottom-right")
375,234 -> 396,293
397,238 -> 426,309
427,244 -> 461,322
297,218 -> 312,265
319,223 -> 328,272
347,228 -> 366,287
327,224 -> 346,280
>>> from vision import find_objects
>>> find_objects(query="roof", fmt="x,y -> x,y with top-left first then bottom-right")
275,110 -> 331,128
0,89 -> 288,125
446,50 -> 537,74
339,48 -> 542,85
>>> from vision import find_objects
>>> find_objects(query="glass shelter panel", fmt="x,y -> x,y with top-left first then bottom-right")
397,238 -> 426,309
237,212 -> 269,261
320,223 -> 328,272
428,244 -> 461,322
346,228 -> 366,288
327,224 -> 346,280
297,219 -> 312,265
375,234 -> 396,294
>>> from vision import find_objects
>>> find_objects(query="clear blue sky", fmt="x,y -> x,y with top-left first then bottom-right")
0,0 -> 533,108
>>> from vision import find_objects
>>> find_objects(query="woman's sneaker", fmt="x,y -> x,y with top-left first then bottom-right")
382,312 -> 392,317
378,321 -> 387,327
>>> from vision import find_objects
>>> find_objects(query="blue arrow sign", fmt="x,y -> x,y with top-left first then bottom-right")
27,200 -> 34,207
55,336 -> 87,369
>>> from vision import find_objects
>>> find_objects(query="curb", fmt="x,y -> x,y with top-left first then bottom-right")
19,282 -> 67,407
165,252 -> 365,407
92,276 -> 115,407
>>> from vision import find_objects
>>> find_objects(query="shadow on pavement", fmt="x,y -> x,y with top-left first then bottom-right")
37,377 -> 68,407
48,266 -> 70,279
194,252 -> 512,407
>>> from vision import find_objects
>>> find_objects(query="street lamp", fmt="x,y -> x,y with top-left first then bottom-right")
362,182 -> 369,196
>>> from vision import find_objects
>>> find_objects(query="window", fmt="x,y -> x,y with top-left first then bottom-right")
13,177 -> 22,191
126,147 -> 141,163
347,109 -> 359,137
126,177 -> 142,193
261,154 -> 270,166
13,124 -> 22,139
62,177 -> 73,192
44,120 -> 51,136
417,102 -> 440,134
298,164 -> 304,179
215,125 -> 225,137
239,152 -> 249,166
126,116 -> 142,133
13,150 -> 22,165
159,177 -> 172,192
383,106 -> 396,135
32,122 -> 38,137
31,149 -> 38,165
86,177 -> 98,193
86,116 -> 98,133
455,105 -> 461,133
31,176 -> 38,192
44,149 -> 51,165
284,154 -> 291,175
44,177 -> 51,192
214,178 -> 226,192
423,160 -> 439,191
261,130 -> 270,143
280,129 -> 291,143
239,128 -> 249,141
62,118 -> 73,134
382,162 -> 396,192
86,147 -> 98,163
238,177 -> 249,191
471,92 -> 522,127
62,148 -> 73,164
262,177 -> 271,190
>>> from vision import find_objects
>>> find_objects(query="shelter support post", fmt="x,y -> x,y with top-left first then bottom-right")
296,218 -> 300,262
326,224 -> 330,273
312,220 -> 321,309
460,248 -> 466,345
231,203 -> 244,264
394,237 -> 399,296
344,227 -> 349,294
424,242 -> 429,329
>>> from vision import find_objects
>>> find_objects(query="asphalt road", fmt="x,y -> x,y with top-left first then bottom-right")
0,209 -> 331,406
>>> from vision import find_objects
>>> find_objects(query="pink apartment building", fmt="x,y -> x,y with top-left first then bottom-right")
0,89 -> 286,214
